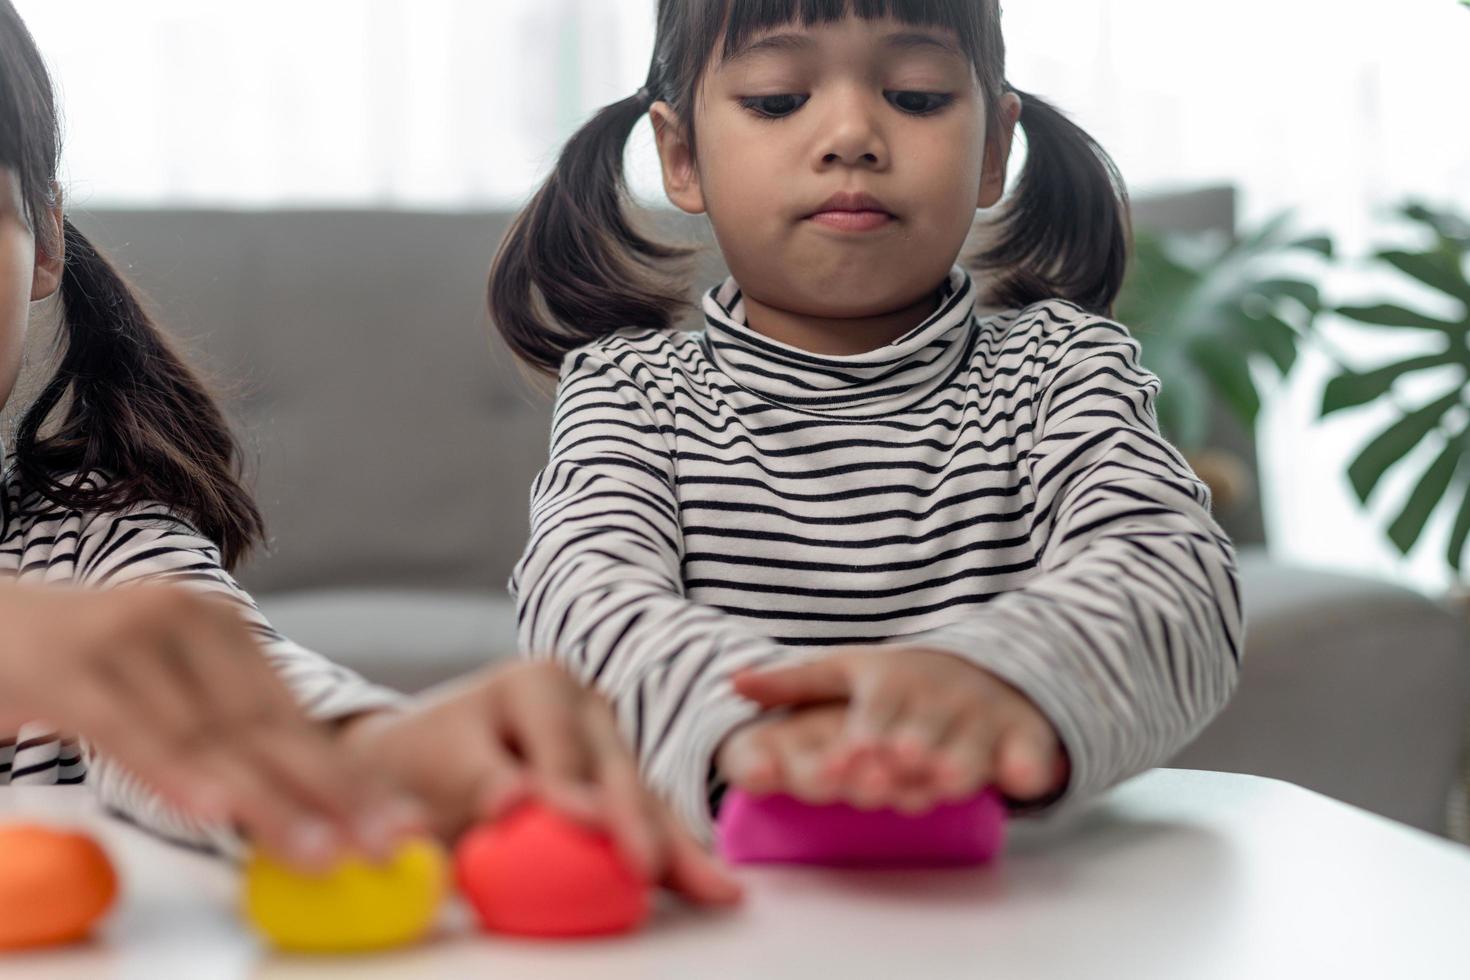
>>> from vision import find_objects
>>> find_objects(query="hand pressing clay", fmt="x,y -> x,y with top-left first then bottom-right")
455,802 -> 650,938
242,838 -> 447,953
0,824 -> 117,951
716,789 -> 1007,867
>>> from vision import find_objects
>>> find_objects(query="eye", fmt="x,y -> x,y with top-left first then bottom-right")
739,94 -> 809,119
885,91 -> 954,115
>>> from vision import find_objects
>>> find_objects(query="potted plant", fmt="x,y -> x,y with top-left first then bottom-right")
1317,204 -> 1470,571
1115,215 -> 1332,522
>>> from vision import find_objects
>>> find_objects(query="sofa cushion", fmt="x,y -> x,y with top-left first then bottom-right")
1170,546 -> 1470,834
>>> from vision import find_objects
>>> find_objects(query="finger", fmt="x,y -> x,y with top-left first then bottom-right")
91,632 -> 204,746
892,769 -> 944,815
732,659 -> 851,709
885,708 -> 955,779
182,601 -> 418,857
844,676 -> 908,750
471,732 -> 532,823
717,725 -> 785,797
492,670 -> 600,820
932,715 -> 997,800
995,724 -> 1064,802
195,742 -> 344,871
657,805 -> 743,906
781,707 -> 847,804
784,740 -> 840,806
248,723 -> 426,860
68,674 -> 217,817
584,702 -> 661,879
837,752 -> 904,811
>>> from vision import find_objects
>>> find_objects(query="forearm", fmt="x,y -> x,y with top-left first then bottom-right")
913,484 -> 1241,807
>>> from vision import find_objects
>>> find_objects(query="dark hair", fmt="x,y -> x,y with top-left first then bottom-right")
0,0 -> 263,568
489,0 -> 1131,375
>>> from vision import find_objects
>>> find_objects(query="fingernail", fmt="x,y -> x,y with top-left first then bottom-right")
188,786 -> 230,822
289,820 -> 339,866
356,810 -> 406,860
631,837 -> 659,881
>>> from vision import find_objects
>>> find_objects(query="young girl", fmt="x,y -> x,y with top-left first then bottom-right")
0,1 -> 735,902
492,0 -> 1244,836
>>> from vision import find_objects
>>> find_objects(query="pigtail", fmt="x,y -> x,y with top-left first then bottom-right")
12,219 -> 265,570
488,90 -> 694,376
974,89 -> 1131,317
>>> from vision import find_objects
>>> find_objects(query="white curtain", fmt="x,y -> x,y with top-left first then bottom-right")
18,0 -> 1470,592
18,0 -> 654,206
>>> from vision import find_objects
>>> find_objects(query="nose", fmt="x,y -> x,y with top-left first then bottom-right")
814,89 -> 889,171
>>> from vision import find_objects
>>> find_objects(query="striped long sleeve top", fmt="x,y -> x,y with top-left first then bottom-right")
511,267 -> 1244,836
0,471 -> 402,849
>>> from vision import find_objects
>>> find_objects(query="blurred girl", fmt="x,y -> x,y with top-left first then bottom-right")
0,0 -> 734,901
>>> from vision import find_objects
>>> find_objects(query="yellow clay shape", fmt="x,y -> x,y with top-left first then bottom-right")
242,838 -> 447,953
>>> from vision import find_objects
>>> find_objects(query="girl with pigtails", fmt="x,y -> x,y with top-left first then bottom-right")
494,0 -> 1243,836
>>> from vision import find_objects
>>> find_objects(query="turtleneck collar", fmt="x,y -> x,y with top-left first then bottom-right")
700,266 -> 979,417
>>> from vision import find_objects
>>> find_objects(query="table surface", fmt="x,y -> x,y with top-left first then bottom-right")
2,769 -> 1468,980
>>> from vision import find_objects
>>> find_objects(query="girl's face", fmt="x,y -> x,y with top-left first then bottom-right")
0,168 -> 60,412
653,15 -> 1019,323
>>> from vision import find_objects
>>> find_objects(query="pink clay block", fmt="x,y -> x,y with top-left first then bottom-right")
716,789 -> 1007,867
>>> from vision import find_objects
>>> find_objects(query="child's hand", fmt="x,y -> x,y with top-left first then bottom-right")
0,582 -> 419,870
716,703 -> 851,803
337,661 -> 741,906
731,647 -> 1069,811
716,704 -> 953,812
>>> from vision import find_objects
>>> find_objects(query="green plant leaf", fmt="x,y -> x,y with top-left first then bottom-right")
1118,214 -> 1328,447
1445,471 -> 1470,573
1336,303 -> 1461,332
1347,388 -> 1464,502
1242,312 -> 1302,375
1193,336 -> 1261,428
1406,203 -> 1470,244
1326,202 -> 1470,575
1153,358 -> 1211,452
1289,235 -> 1334,258
1387,433 -> 1464,554
1321,352 -> 1454,415
1378,249 -> 1470,305
1253,279 -> 1323,312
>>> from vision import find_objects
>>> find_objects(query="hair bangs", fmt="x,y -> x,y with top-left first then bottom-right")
713,0 -> 984,67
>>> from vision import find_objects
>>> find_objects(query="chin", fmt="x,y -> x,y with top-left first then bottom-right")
783,263 -> 947,317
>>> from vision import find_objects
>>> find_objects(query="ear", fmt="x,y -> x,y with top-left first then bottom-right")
30,193 -> 63,302
650,101 -> 706,216
978,91 -> 1023,210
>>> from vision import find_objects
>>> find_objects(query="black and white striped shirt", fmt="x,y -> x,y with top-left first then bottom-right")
512,267 -> 1244,835
0,470 -> 401,848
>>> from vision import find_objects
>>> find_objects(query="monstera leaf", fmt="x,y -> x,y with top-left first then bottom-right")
1320,204 -> 1470,571
1115,215 -> 1330,451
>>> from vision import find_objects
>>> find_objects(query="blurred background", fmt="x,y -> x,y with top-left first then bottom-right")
20,0 -> 1470,593
12,1 -> 1470,837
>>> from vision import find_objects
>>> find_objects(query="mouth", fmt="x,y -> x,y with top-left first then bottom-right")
804,191 -> 896,233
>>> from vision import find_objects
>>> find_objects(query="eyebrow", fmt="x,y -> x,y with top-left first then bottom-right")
724,32 -> 816,65
882,31 -> 965,58
724,28 -> 963,66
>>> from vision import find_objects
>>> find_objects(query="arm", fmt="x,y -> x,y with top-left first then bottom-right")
74,504 -> 403,853
909,306 -> 1244,805
511,345 -> 788,836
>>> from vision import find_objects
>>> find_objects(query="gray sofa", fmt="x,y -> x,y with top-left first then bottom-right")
50,189 -> 1470,837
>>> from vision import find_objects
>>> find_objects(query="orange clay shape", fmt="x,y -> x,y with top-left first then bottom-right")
0,824 -> 118,951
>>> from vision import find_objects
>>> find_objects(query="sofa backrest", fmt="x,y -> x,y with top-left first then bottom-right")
50,187 -> 1244,597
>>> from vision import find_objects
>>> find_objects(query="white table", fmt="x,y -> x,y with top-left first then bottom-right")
2,769 -> 1468,980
